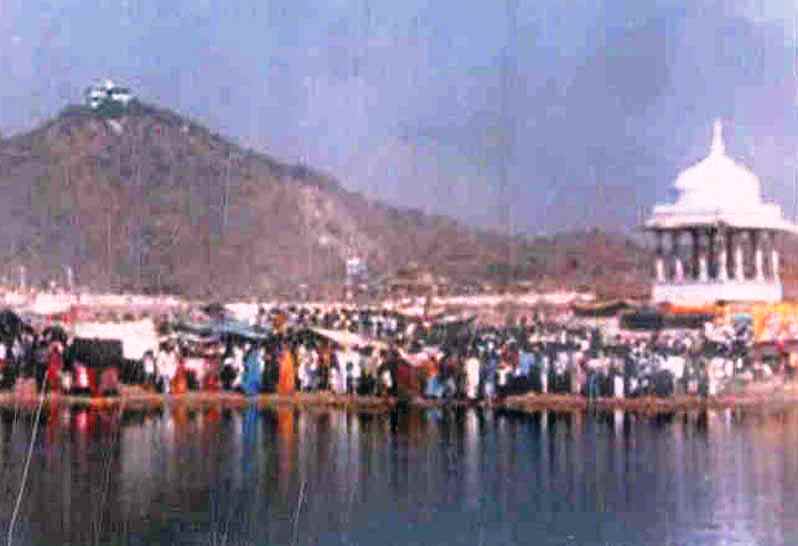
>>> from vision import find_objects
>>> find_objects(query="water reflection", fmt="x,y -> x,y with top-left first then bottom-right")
0,405 -> 797,545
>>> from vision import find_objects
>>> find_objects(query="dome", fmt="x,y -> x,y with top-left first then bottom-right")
671,120 -> 762,211
646,119 -> 797,233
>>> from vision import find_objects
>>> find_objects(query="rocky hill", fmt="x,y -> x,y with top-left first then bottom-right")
0,101 -> 653,299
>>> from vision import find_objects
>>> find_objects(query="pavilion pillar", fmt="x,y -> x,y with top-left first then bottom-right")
672,230 -> 684,282
717,230 -> 728,282
708,228 -> 717,279
690,229 -> 700,280
762,230 -> 772,279
761,230 -> 772,280
771,231 -> 780,281
655,230 -> 665,283
752,230 -> 764,282
698,230 -> 709,282
734,231 -> 745,282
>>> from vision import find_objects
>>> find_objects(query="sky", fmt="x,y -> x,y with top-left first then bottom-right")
1,0 -> 796,236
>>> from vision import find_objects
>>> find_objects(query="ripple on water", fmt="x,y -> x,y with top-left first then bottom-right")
0,405 -> 796,546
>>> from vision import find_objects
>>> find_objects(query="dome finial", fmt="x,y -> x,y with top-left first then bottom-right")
711,118 -> 725,155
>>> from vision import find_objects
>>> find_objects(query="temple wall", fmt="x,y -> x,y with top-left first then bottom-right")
652,281 -> 782,305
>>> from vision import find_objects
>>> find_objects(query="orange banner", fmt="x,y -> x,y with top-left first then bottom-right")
664,304 -> 721,316
749,303 -> 798,342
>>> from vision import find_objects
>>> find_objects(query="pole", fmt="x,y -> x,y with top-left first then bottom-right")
793,170 -> 797,224
106,208 -> 113,290
222,152 -> 232,236
501,0 -> 518,288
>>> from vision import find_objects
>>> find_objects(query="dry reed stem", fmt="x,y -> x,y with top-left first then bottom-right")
6,381 -> 47,546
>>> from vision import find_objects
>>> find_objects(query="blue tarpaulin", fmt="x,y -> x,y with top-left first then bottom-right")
173,320 -> 270,342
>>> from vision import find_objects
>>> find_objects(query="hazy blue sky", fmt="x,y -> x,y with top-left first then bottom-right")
1,0 -> 796,234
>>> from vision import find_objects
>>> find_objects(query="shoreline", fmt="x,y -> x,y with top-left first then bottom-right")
3,385 -> 798,415
502,390 -> 798,414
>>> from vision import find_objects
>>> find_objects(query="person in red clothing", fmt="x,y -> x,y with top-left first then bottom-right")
277,342 -> 297,396
170,349 -> 189,395
45,341 -> 64,393
202,345 -> 222,392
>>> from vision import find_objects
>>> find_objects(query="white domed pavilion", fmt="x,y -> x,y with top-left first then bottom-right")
644,120 -> 797,305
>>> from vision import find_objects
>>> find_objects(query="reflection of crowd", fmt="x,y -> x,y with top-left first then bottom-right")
1,304 -> 793,400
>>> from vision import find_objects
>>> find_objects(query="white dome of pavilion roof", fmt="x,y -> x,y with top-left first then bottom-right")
646,119 -> 798,233
672,120 -> 762,210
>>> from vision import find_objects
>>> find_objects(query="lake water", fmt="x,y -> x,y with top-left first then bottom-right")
0,402 -> 797,546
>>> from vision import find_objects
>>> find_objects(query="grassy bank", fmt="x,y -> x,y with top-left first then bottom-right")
2,383 -> 798,415
502,392 -> 798,415
0,390 -> 397,412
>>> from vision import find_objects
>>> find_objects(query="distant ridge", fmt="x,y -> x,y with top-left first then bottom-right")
0,100 -> 652,299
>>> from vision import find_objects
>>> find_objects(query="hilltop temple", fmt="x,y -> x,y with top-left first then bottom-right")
645,120 -> 797,305
85,79 -> 133,110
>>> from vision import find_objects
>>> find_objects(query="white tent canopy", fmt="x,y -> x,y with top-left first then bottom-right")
73,319 -> 159,360
310,328 -> 388,351
29,294 -> 73,316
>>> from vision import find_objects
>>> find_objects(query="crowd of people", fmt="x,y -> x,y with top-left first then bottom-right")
126,305 -> 783,400
0,304 -> 792,401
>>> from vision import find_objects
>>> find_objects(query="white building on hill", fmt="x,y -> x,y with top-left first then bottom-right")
85,79 -> 133,110
345,255 -> 368,286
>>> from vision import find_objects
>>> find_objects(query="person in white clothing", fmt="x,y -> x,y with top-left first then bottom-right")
156,343 -> 178,393
232,345 -> 245,388
297,344 -> 312,391
329,363 -> 343,395
464,352 -> 481,400
142,350 -> 157,389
